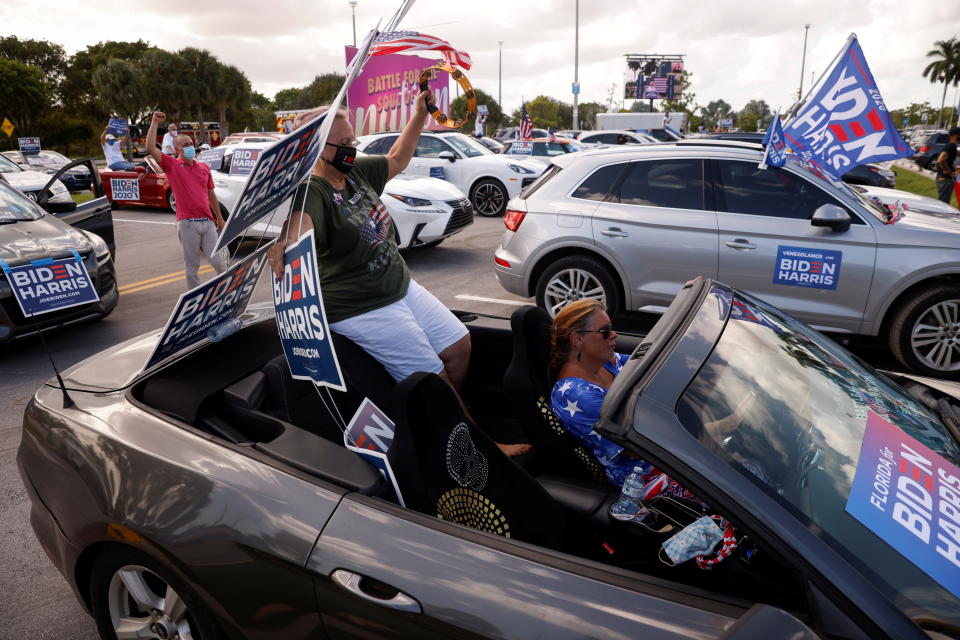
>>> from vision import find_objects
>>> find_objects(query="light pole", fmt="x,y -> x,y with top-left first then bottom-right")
572,0 -> 579,129
798,23 -> 810,100
349,0 -> 358,47
498,40 -> 503,108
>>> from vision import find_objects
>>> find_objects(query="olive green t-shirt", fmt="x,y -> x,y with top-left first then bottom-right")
290,156 -> 410,323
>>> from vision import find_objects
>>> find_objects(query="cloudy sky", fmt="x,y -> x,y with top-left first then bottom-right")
3,0 -> 959,118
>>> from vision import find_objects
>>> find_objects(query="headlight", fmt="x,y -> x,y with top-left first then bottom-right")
508,163 -> 535,175
388,193 -> 433,208
81,230 -> 110,260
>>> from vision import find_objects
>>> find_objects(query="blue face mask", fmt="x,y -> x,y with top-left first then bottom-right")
182,146 -> 196,160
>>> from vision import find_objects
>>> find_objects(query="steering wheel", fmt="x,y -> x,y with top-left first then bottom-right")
418,61 -> 476,129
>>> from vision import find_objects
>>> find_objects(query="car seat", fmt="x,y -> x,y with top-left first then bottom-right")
502,305 -> 607,483
389,372 -> 564,549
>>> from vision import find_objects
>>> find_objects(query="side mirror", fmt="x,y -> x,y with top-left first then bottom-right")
45,200 -> 77,214
437,151 -> 457,163
810,204 -> 850,232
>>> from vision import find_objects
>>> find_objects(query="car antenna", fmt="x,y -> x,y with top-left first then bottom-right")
31,316 -> 74,408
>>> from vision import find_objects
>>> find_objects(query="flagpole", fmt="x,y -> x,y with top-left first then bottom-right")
787,32 -> 856,119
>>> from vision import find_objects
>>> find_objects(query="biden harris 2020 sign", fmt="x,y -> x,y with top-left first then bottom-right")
272,229 -> 345,391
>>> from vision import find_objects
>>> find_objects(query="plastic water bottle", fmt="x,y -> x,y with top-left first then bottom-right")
609,466 -> 650,522
206,317 -> 242,343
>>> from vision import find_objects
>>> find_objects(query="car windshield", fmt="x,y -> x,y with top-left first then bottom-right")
786,156 -> 889,222
676,290 -> 960,631
26,151 -> 67,166
0,181 -> 44,221
0,154 -> 24,172
442,134 -> 492,158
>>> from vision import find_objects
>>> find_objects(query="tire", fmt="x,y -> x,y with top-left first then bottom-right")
888,284 -> 960,378
535,255 -> 621,319
470,178 -> 508,217
167,190 -> 176,213
89,547 -> 225,640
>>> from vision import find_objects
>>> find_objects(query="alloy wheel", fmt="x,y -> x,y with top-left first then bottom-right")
107,564 -> 196,640
910,299 -> 960,372
542,268 -> 607,317
473,182 -> 504,216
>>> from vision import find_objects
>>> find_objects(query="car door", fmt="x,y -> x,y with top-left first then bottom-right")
712,159 -> 878,333
590,158 -> 719,312
309,495 -> 744,639
410,135 -> 464,187
38,158 -> 115,253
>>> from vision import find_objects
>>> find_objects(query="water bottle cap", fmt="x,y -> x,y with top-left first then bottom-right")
633,465 -> 645,473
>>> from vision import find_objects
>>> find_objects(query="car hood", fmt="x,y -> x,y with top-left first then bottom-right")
383,174 -> 467,199
0,215 -> 93,265
859,185 -> 959,215
878,206 -> 960,246
475,155 -> 544,173
2,169 -> 56,191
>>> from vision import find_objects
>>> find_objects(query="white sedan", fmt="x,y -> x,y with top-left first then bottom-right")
356,131 -> 544,217
0,152 -> 73,206
210,143 -> 474,250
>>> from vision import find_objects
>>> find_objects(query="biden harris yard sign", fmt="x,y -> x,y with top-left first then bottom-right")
0,250 -> 98,317
846,411 -> 960,598
144,242 -> 272,371
272,229 -> 345,392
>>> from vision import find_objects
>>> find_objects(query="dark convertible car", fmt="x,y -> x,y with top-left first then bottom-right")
17,279 -> 960,639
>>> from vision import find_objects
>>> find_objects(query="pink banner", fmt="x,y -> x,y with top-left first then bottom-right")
345,46 -> 450,136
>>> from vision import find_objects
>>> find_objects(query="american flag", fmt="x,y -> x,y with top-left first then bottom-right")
371,31 -> 472,70
360,201 -> 393,246
547,127 -> 558,142
518,103 -> 533,140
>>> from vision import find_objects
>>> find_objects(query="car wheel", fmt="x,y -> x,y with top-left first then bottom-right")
90,547 -> 225,640
167,190 -> 176,213
888,284 -> 960,378
470,178 -> 507,217
535,255 -> 621,318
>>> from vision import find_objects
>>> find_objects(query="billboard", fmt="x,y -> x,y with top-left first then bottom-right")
345,46 -> 450,136
625,58 -> 683,100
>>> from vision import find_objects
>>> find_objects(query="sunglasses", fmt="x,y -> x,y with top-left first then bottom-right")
576,323 -> 614,339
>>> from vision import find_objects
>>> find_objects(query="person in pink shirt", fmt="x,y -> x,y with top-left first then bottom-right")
145,111 -> 228,290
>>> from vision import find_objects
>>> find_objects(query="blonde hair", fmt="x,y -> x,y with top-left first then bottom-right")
549,299 -> 604,374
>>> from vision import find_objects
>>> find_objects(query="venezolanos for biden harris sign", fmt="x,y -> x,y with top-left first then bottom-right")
345,46 -> 450,135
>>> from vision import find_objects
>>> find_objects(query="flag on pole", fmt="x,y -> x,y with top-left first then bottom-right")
547,127 -> 557,142
370,30 -> 472,70
758,112 -> 788,170
782,35 -> 911,181
519,103 -> 533,140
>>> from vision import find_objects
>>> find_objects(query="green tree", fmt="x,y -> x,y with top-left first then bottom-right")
35,109 -> 94,156
140,48 -> 191,122
213,64 -> 250,136
302,73 -> 345,107
510,95 -> 563,129
629,100 -> 654,112
451,88 -> 503,133
738,112 -> 759,133
700,99 -> 733,129
92,58 -> 147,159
922,37 -> 960,129
62,40 -> 152,119
576,102 -> 605,129
177,47 -> 220,142
0,36 -> 66,95
273,87 -> 305,110
0,58 -> 52,144
660,70 -> 697,116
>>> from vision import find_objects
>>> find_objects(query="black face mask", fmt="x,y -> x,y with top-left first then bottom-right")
325,142 -> 357,174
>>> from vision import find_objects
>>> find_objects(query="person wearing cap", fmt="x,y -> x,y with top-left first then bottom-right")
161,124 -> 179,156
935,127 -> 960,204
100,127 -> 135,171
145,110 -> 228,290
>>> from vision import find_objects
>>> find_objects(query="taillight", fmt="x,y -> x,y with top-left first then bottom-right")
920,145 -> 930,153
504,209 -> 526,232
495,256 -> 511,268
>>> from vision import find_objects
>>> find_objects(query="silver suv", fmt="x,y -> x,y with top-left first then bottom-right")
494,140 -> 960,377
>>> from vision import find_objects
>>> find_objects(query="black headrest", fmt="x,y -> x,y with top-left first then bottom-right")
505,305 -> 552,395
390,372 -> 563,548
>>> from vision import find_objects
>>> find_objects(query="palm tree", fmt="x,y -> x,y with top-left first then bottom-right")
93,58 -> 147,160
213,65 -> 249,138
923,37 -> 960,129
178,48 -> 219,144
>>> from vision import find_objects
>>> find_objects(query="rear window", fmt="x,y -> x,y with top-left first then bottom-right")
570,163 -> 626,201
363,136 -> 397,155
519,164 -> 562,200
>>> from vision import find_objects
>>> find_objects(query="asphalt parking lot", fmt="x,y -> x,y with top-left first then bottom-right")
0,204 -> 900,636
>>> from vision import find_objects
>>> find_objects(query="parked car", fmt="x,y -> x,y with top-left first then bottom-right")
101,156 -> 174,211
555,129 -> 582,139
494,126 -> 550,143
577,130 -> 660,148
212,143 -> 474,250
219,132 -> 284,146
472,135 -> 507,153
0,152 -> 75,209
914,131 -> 949,171
2,150 -> 92,191
495,140 -> 960,377
0,169 -> 117,345
842,163 -> 897,189
357,131 -> 544,217
17,278 -> 959,639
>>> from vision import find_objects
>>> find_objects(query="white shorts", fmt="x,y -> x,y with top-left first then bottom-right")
329,280 -> 468,383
